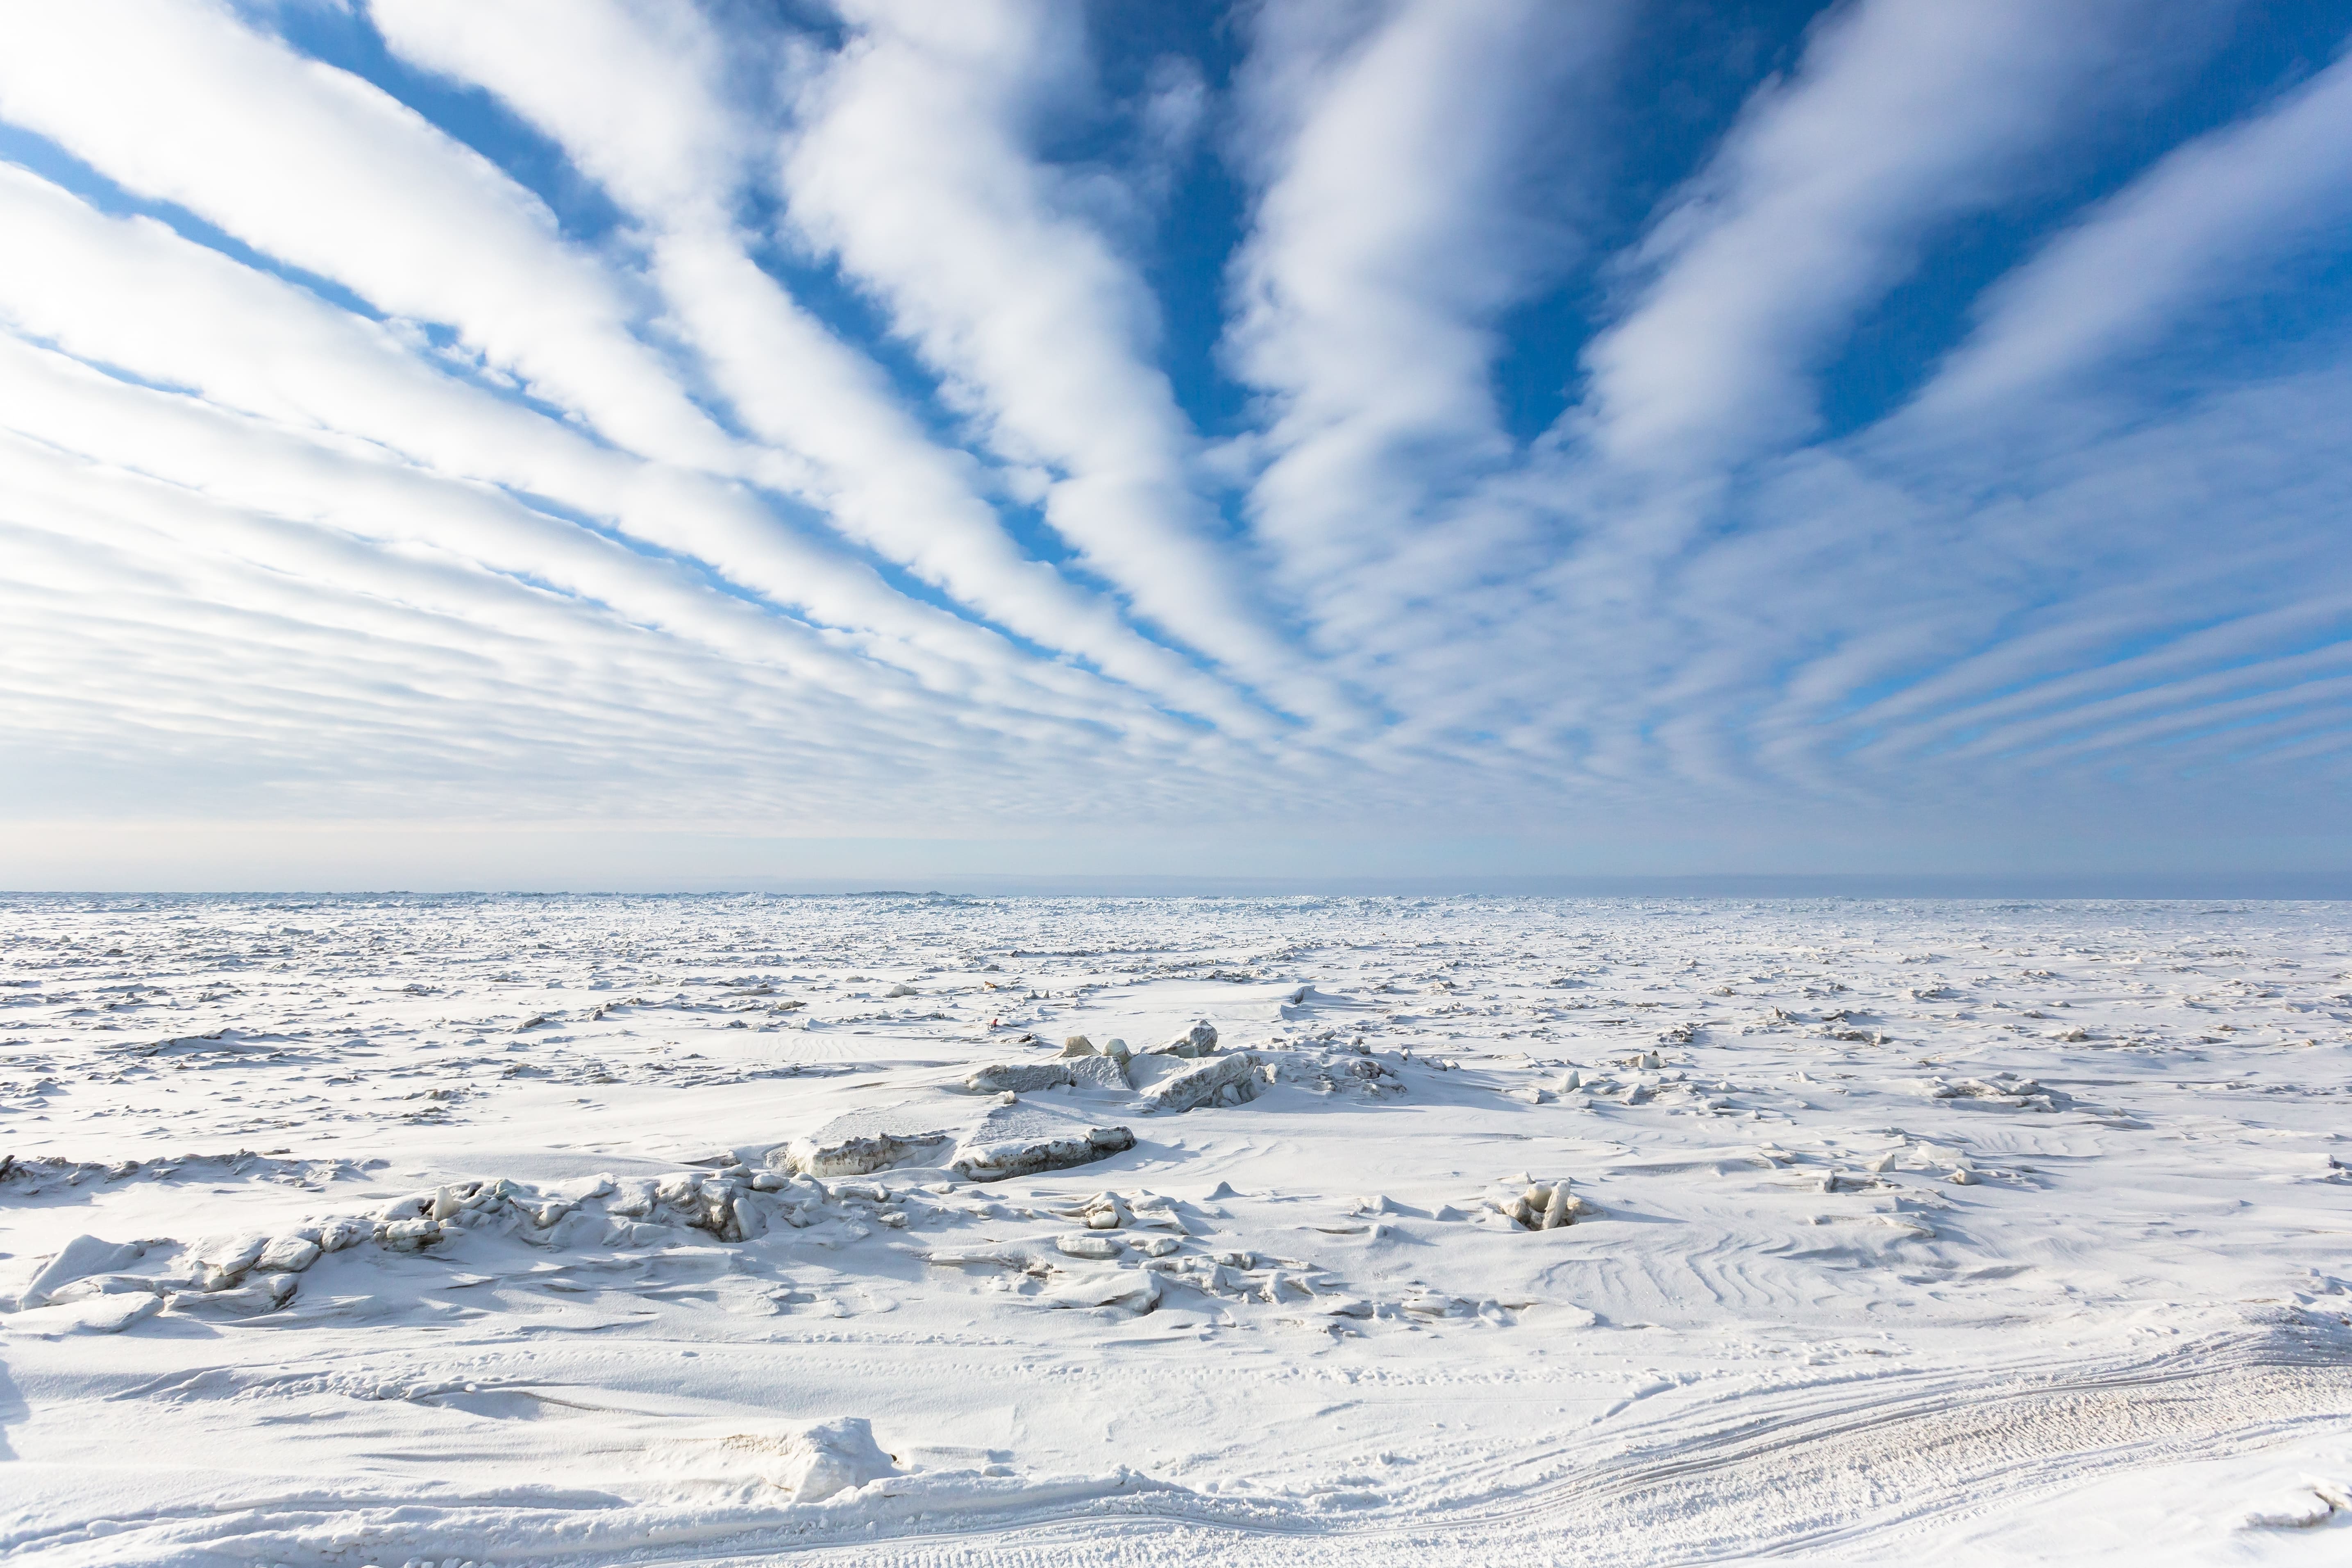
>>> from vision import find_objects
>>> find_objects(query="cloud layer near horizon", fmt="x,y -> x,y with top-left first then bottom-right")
2,0 -> 2348,870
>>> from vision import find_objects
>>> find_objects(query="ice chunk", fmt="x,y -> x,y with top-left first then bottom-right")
1128,1193 -> 1190,1232
254,1236 -> 321,1273
43,1273 -> 169,1305
1492,1180 -> 1586,1230
195,1233 -> 269,1279
1066,1053 -> 1130,1090
964,1054 -> 1130,1093
1047,1268 -> 1161,1314
1055,1234 -> 1121,1260
18,1235 -> 144,1309
11,1292 -> 162,1335
1918,1076 -> 2068,1110
1149,1021 -> 1219,1057
951,1126 -> 1137,1182
1059,1034 -> 1098,1057
316,1216 -> 371,1252
1267,1051 -> 1401,1096
1081,1191 -> 1131,1229
964,1061 -> 1076,1094
377,1217 -> 443,1249
169,1273 -> 296,1316
2237,1485 -> 2344,1530
773,1131 -> 954,1178
1143,1052 -> 1265,1112
378,1191 -> 436,1223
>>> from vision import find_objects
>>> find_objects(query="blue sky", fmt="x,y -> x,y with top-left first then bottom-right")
1,0 -> 2349,890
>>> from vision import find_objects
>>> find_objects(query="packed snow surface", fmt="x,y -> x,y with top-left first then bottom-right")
2,893 -> 2350,1566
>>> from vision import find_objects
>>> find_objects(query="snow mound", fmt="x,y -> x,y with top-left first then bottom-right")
725,1416 -> 900,1503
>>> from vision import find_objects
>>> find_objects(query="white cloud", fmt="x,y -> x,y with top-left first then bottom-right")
0,0 -> 1088,693
778,0 -> 1348,727
1225,0 -> 1618,622
370,0 -> 1284,736
0,114 -> 1213,734
0,0 -> 2344,877
0,0 -> 731,467
1906,45 -> 2352,429
1576,0 -> 2192,470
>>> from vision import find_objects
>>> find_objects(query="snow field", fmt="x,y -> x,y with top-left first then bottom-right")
2,892 -> 2349,1564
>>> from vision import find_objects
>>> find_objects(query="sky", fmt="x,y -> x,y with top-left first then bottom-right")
2,0 -> 2350,892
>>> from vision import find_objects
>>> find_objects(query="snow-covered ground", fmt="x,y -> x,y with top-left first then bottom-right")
2,893 -> 2348,1566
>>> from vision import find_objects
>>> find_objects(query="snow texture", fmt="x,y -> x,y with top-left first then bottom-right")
0,892 -> 2348,1565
